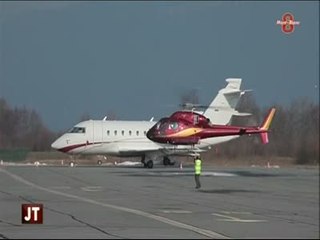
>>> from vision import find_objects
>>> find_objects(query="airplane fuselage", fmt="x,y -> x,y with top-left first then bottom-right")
52,119 -> 239,157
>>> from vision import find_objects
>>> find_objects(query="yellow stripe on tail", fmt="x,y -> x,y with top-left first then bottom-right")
261,108 -> 276,131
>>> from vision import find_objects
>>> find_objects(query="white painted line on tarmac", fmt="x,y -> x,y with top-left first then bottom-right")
221,211 -> 252,215
212,213 -> 267,223
160,210 -> 192,214
81,186 -> 103,192
147,171 -> 238,177
0,168 -> 229,239
202,172 -> 237,177
50,186 -> 71,190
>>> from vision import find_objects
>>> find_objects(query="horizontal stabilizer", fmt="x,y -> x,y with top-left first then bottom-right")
241,89 -> 253,93
223,90 -> 242,95
232,110 -> 252,117
207,107 -> 252,116
223,89 -> 252,97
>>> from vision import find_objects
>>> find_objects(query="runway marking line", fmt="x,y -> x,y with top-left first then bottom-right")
0,168 -> 229,239
212,212 -> 267,223
81,186 -> 103,192
50,186 -> 71,190
160,210 -> 192,214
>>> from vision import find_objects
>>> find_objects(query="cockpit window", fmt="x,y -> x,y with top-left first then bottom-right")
157,121 -> 180,135
169,122 -> 178,130
69,127 -> 86,133
156,118 -> 168,130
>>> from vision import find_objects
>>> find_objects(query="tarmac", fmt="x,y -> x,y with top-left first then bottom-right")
0,163 -> 319,239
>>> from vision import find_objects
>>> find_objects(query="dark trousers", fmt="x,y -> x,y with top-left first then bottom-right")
195,174 -> 201,189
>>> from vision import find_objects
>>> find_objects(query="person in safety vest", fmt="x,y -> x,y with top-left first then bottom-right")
194,155 -> 202,189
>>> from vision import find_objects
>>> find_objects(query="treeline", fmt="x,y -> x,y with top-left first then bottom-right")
0,96 -> 319,164
0,98 -> 58,151
215,95 -> 319,165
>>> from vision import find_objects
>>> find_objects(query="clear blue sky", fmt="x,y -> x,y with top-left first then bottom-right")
0,1 -> 319,131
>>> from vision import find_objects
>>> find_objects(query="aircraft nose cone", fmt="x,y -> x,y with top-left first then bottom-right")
51,140 -> 59,150
51,137 -> 72,153
51,137 -> 66,151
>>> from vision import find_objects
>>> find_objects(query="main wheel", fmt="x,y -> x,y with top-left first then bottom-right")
146,160 -> 153,169
163,157 -> 170,166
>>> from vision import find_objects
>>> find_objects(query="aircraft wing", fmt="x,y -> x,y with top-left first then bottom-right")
117,142 -> 205,159
114,141 -> 163,156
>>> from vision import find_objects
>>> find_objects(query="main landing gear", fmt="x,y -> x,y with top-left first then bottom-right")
163,156 -> 174,166
141,156 -> 154,169
141,156 -> 174,169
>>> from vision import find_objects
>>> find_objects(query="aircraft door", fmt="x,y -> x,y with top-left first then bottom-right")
92,121 -> 103,146
84,121 -> 93,149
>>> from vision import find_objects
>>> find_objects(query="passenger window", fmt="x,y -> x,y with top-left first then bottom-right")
129,130 -> 132,136
121,130 -> 124,136
136,130 -> 139,136
114,130 -> 117,136
143,131 -> 146,135
107,130 -> 110,136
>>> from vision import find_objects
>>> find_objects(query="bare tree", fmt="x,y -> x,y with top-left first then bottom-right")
80,112 -> 91,121
180,89 -> 199,106
0,98 -> 55,151
208,95 -> 319,165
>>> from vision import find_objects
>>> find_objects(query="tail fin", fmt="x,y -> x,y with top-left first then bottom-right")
259,108 -> 276,144
204,78 -> 250,125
